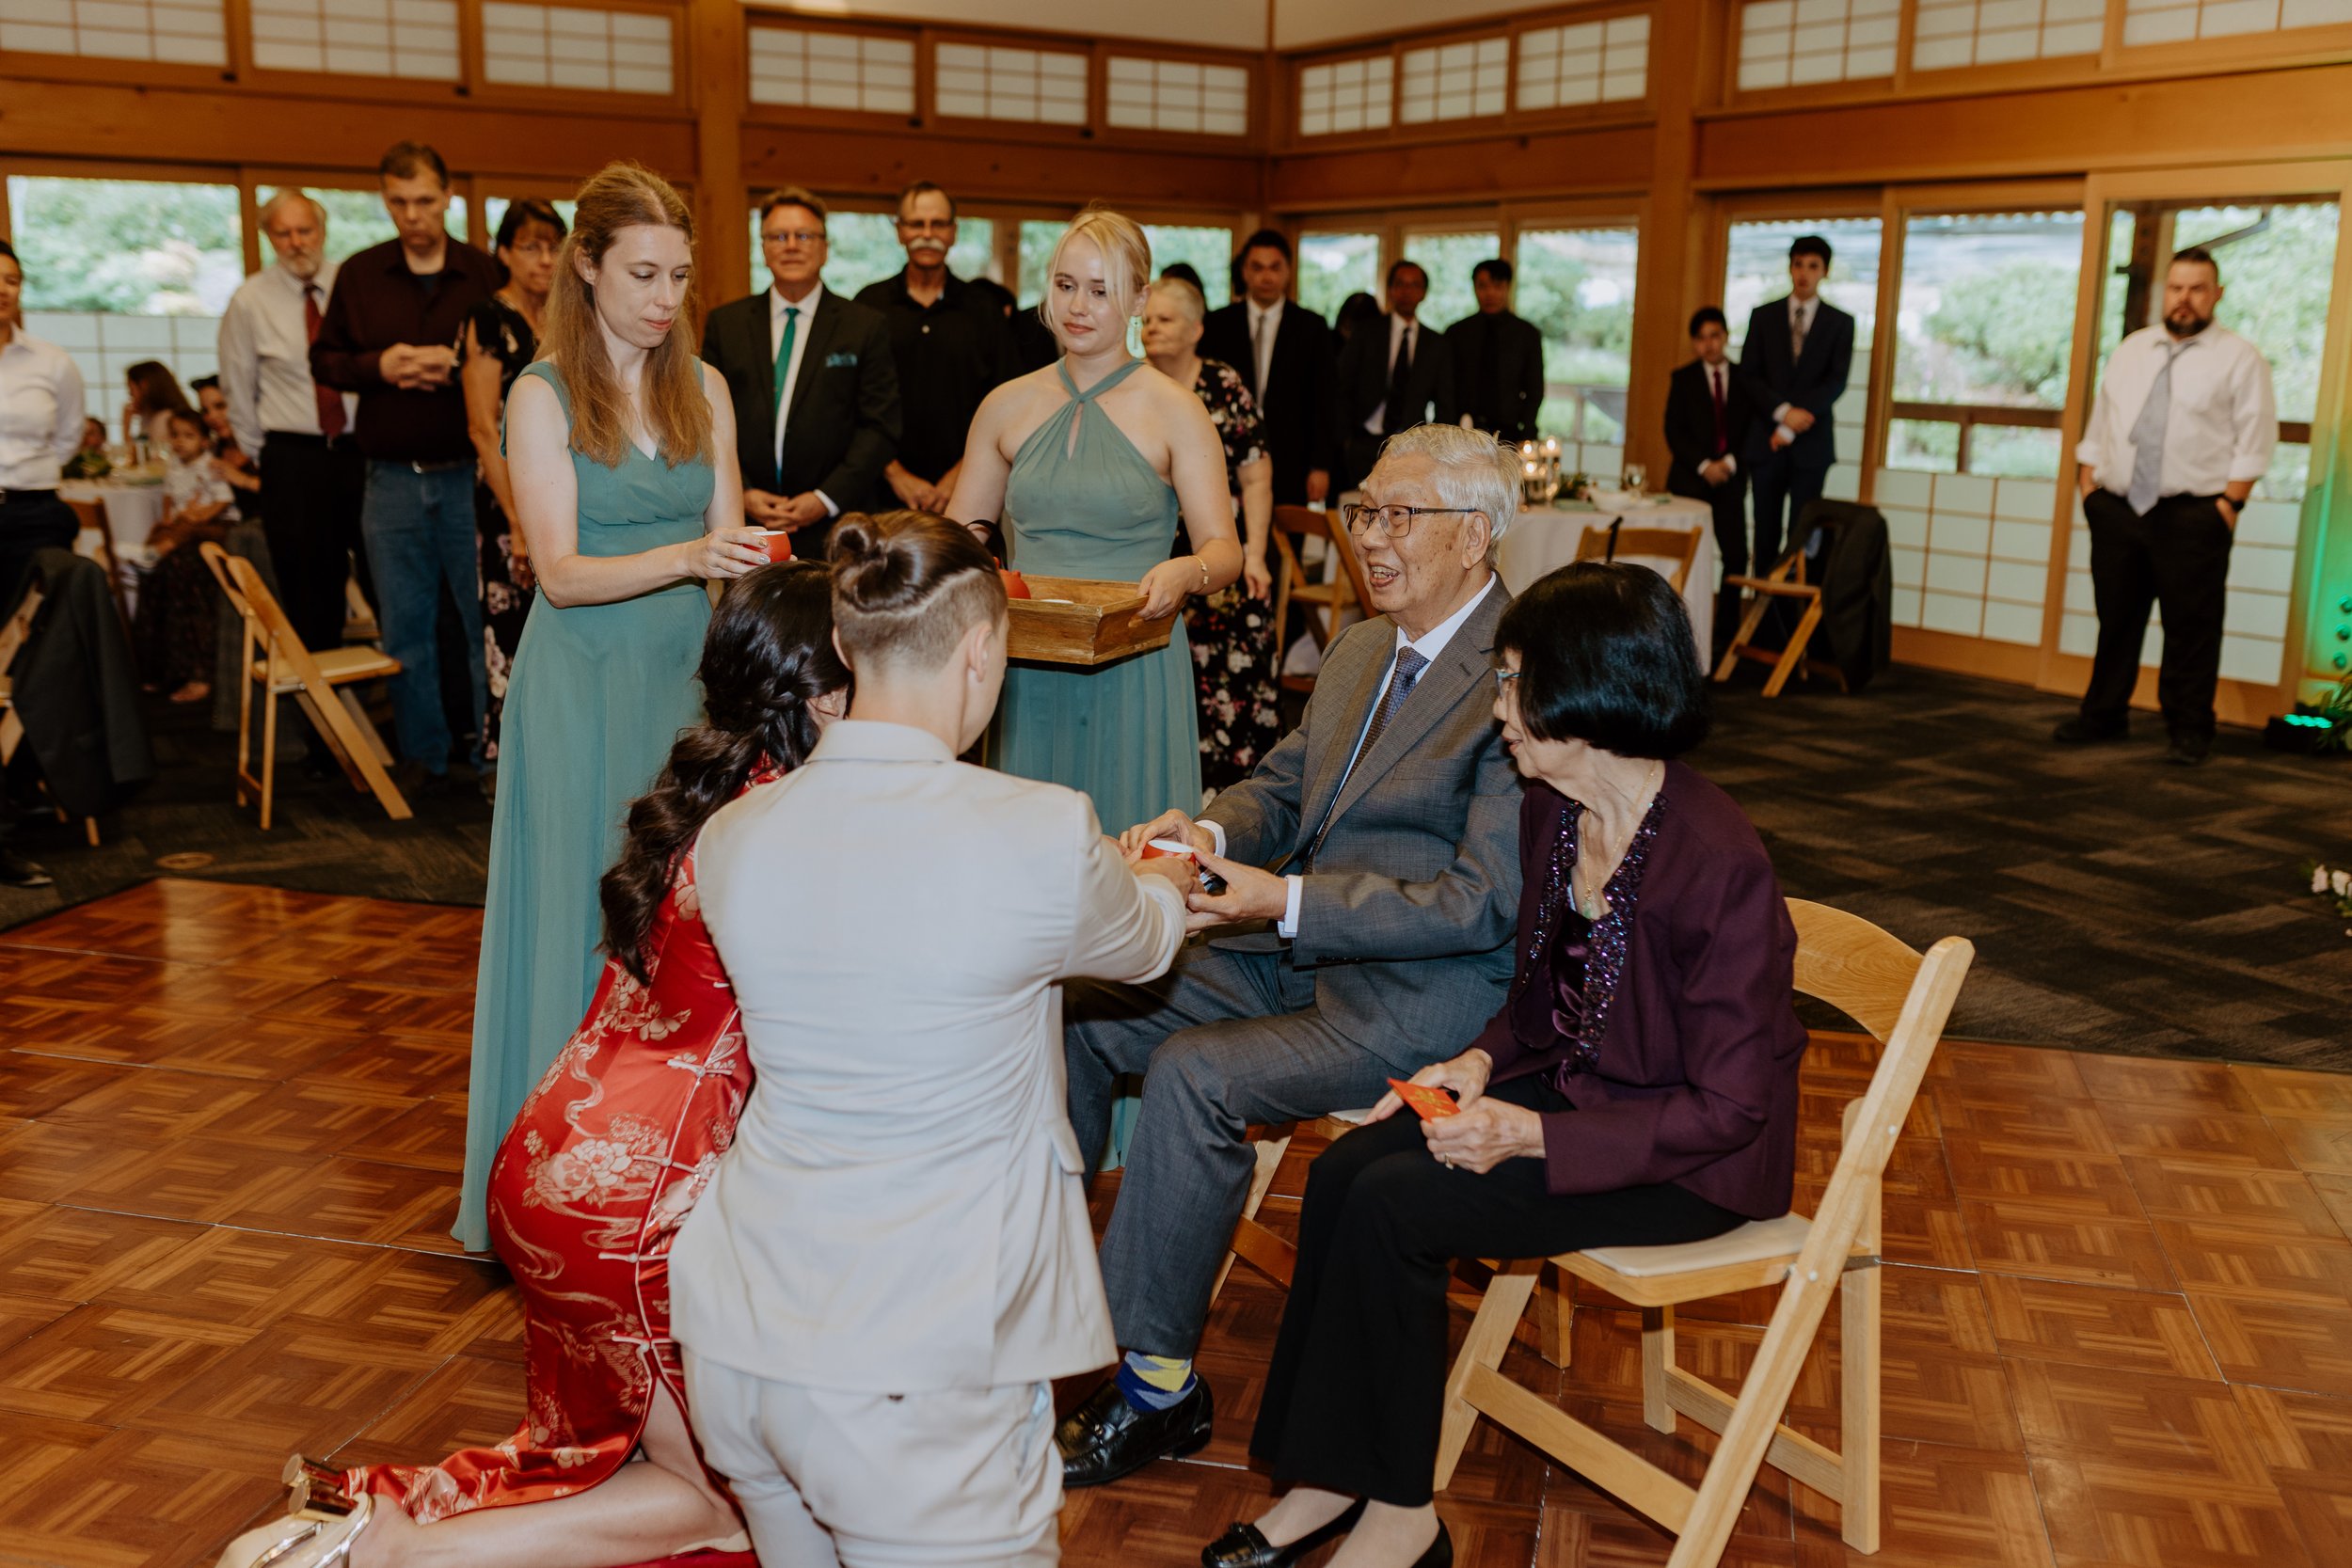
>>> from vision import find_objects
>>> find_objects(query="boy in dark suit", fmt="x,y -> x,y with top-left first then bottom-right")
701,186 -> 901,555
1664,306 -> 1759,653
1445,258 -> 1545,444
1735,235 -> 1853,571
1200,230 -> 1341,506
1334,260 -> 1457,491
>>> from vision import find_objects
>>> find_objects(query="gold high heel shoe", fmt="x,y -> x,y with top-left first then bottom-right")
283,1454 -> 358,1519
211,1458 -> 372,1568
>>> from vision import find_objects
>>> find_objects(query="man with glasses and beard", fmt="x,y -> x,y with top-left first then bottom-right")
2063,246 -> 2276,766
855,182 -> 1016,514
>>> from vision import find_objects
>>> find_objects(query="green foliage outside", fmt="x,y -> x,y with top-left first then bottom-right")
1516,228 -> 1638,445
1907,261 -> 2079,407
2174,203 -> 2337,420
1143,226 -> 1234,309
748,209 -> 997,302
9,176 -> 244,315
1400,231 -> 1497,334
1297,231 -> 1376,324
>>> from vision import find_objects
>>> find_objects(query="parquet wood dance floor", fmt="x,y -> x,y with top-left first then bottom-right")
4,879 -> 2351,1568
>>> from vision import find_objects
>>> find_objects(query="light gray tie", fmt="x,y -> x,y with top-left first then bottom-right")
1251,309 -> 1271,403
2126,341 -> 2183,515
1791,300 -> 1810,361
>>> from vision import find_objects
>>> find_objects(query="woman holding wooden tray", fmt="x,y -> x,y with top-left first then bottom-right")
949,204 -> 1242,830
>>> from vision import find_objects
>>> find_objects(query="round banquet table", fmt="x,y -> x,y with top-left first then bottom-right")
58,480 -> 166,555
1495,495 -> 1718,662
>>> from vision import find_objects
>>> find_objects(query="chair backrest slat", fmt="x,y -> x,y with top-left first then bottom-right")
1275,502 -> 1373,625
212,547 -> 340,694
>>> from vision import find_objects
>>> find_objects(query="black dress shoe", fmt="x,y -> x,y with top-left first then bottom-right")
0,847 -> 53,889
2166,732 -> 2213,766
1415,1523 -> 1454,1568
2052,716 -> 2128,744
1057,1373 -> 1214,1489
1201,1499 -> 1366,1568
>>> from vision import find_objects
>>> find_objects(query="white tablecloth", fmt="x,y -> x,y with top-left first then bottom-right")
1496,496 -> 1718,660
58,481 -> 166,551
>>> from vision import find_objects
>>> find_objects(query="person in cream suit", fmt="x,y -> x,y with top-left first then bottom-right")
672,511 -> 1195,1568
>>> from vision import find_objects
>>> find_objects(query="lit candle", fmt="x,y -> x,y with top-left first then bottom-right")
1543,437 -> 1561,456
1520,441 -> 1537,457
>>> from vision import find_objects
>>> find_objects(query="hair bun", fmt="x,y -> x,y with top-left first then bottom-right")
827,513 -> 921,611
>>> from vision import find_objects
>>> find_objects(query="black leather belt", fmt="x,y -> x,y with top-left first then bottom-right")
0,488 -> 64,505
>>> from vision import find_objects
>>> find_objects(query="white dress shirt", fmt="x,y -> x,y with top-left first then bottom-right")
770,283 -> 836,516
0,329 -> 87,491
1364,312 -> 1422,435
215,261 -> 357,459
2075,323 -> 2277,499
1246,297 -> 1283,402
1207,572 -> 1498,936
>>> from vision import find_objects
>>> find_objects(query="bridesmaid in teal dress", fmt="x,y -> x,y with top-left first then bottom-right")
457,165 -> 767,1250
950,207 -> 1242,832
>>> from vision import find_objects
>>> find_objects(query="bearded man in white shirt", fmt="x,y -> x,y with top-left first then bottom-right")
216,188 -> 365,654
2061,246 -> 2277,766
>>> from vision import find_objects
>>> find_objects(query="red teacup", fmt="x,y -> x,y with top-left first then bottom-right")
1000,568 -> 1032,599
753,529 -> 794,564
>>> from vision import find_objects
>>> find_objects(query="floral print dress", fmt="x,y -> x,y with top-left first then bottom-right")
1175,357 -> 1283,795
348,784 -> 768,1546
470,294 -> 538,765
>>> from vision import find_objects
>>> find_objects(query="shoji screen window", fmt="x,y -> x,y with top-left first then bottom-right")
0,0 -> 225,63
8,174 -> 243,406
1723,216 -> 1882,505
247,0 -> 459,79
1295,55 -> 1393,138
933,42 -> 1087,126
1912,0 -> 2106,71
480,4 -> 673,95
747,25 -> 915,116
1397,35 -> 1509,124
1296,231 -> 1379,322
1735,0 -> 1899,90
1517,14 -> 1651,110
2124,0 -> 2352,46
1516,227 -> 1640,476
1105,56 -> 1250,137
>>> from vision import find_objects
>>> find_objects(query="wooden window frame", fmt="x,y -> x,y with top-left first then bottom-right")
741,12 -> 922,133
1718,0 -> 1906,111
464,0 -> 692,116
924,25 -> 1096,145
1097,41 -> 1262,148
0,0 -> 237,93
1506,4 -> 1660,133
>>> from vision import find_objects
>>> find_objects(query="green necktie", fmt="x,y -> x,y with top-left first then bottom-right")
771,304 -> 800,413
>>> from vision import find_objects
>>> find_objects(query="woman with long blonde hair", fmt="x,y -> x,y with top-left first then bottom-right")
949,203 -> 1241,833
455,161 -> 768,1258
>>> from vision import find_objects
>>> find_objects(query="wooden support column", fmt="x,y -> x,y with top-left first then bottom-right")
690,0 -> 749,307
1625,0 -> 1706,488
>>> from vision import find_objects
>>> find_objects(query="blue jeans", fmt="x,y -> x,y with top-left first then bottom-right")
361,460 -> 485,773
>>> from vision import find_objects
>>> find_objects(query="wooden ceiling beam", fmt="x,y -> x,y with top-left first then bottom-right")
739,124 -> 1262,213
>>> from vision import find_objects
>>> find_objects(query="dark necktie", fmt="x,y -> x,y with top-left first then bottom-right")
1305,644 -> 1429,870
305,284 -> 345,440
1708,365 -> 1727,457
1387,323 -> 1416,433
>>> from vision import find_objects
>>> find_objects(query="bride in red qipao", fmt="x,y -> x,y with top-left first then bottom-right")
217,561 -> 850,1568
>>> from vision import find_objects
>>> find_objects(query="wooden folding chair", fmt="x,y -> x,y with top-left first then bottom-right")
1434,900 -> 1973,1564
0,582 -> 102,847
199,543 -> 410,831
1213,1108 -> 1373,1304
1575,521 -> 1706,594
64,495 -> 136,646
1271,505 -> 1374,695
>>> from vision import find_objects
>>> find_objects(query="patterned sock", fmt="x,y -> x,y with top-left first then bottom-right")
1115,1351 -> 1197,1411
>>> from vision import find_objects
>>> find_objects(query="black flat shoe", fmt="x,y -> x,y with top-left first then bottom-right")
1200,1498 -> 1366,1567
1415,1523 -> 1454,1568
1057,1372 -> 1214,1489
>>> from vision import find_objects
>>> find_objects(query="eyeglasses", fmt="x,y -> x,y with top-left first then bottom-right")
1339,502 -> 1479,540
507,243 -> 559,260
762,229 -> 825,247
1491,668 -> 1523,697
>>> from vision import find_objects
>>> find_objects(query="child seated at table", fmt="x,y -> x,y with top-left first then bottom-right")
134,408 -> 237,705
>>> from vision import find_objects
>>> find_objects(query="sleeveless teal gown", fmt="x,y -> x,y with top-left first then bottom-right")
456,361 -> 715,1250
997,358 -> 1202,832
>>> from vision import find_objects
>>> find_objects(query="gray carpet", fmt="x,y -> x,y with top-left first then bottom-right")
8,670 -> 2346,1069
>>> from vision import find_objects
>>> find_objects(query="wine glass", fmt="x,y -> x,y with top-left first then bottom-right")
1621,463 -> 1648,501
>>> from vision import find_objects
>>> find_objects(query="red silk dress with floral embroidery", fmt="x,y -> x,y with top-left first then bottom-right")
348,809 -> 760,1546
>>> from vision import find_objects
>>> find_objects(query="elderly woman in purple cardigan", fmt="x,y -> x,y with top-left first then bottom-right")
1204,561 -> 1808,1568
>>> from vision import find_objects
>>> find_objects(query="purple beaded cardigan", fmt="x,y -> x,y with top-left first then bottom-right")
1468,762 -> 1808,1219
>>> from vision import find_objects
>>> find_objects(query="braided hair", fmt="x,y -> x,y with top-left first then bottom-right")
598,561 -> 849,981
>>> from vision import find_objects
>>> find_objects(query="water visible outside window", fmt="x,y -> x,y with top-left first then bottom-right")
1296,230 -> 1377,325
1515,226 -> 1639,447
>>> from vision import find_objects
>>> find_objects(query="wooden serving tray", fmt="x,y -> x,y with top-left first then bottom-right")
1006,575 -> 1175,667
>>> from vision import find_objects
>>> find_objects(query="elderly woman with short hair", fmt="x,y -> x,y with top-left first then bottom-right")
1206,562 -> 1808,1568
1140,274 -> 1279,793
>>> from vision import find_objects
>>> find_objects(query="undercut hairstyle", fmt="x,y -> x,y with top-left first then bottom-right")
1387,259 -> 1428,289
2170,245 -> 2221,284
829,511 -> 1008,672
1045,204 -> 1152,339
1146,275 -> 1206,327
1473,258 -> 1513,284
1788,234 -> 1834,267
759,186 -> 828,228
543,161 -> 712,470
897,181 -> 955,220
601,561 -> 850,982
1497,562 -> 1710,759
125,360 -> 193,419
1237,229 -> 1293,264
1689,306 -> 1728,336
378,140 -> 450,188
495,198 -> 568,254
1374,422 -> 1520,546
257,188 -> 327,230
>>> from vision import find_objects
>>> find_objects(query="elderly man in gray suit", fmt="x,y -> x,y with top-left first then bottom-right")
1058,420 -> 1525,1486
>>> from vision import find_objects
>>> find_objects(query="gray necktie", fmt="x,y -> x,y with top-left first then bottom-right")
1791,300 -> 1810,360
2126,341 -> 2183,515
1306,645 -> 1429,869
1251,309 -> 1271,403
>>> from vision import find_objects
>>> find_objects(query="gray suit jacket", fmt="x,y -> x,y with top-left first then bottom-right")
1205,578 -> 1521,1069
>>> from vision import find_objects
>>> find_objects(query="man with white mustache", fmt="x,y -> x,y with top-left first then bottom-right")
855,181 -> 1017,514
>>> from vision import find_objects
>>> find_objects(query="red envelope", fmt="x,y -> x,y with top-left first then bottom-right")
1388,1078 -> 1460,1121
